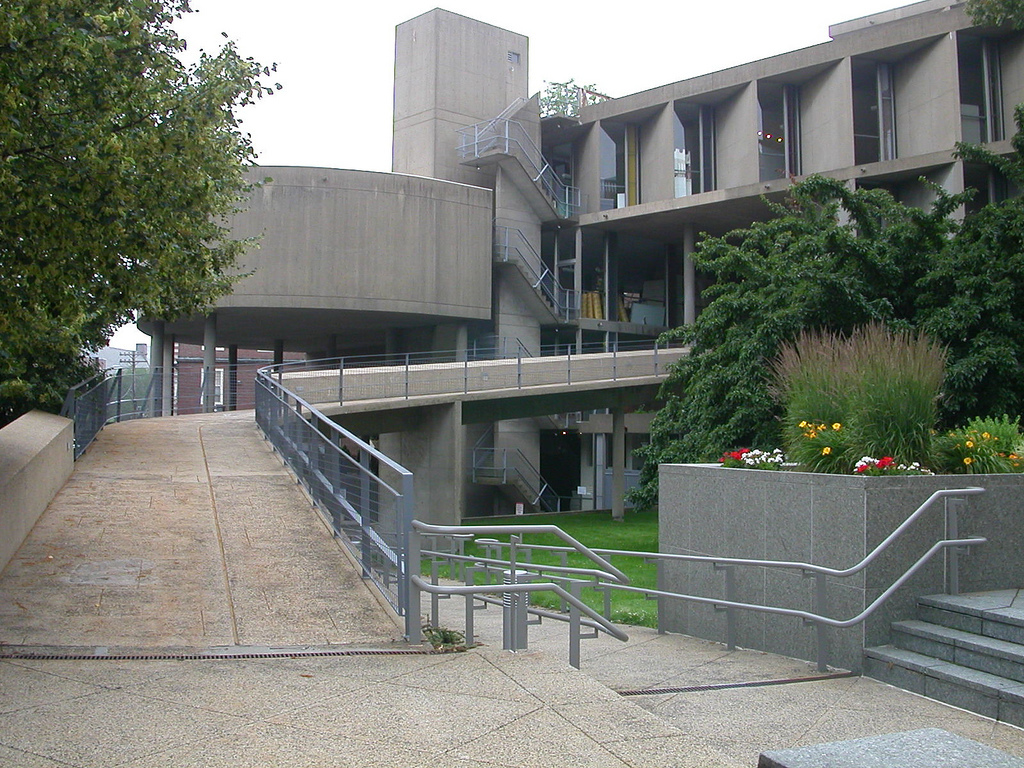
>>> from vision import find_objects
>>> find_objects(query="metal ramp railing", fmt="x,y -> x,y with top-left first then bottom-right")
443,488 -> 986,673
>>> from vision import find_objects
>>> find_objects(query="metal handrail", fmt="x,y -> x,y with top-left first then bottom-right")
255,368 -> 416,631
604,537 -> 986,630
471,445 -> 559,512
412,576 -> 627,667
264,340 -> 684,408
478,488 -> 984,579
467,488 -> 986,671
411,522 -> 629,583
494,225 -> 579,320
409,521 -> 630,667
457,114 -> 580,217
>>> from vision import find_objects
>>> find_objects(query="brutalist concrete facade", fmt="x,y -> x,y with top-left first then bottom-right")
141,1 -> 1024,524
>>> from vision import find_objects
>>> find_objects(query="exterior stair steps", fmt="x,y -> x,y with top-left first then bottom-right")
864,589 -> 1024,727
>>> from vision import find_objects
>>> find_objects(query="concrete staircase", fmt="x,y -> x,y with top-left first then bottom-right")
864,589 -> 1024,727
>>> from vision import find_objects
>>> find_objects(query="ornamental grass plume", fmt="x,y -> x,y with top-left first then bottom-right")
772,323 -> 946,472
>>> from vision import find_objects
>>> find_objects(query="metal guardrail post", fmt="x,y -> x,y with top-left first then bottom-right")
430,557 -> 441,627
567,346 -> 572,386
404,353 -> 410,399
715,563 -> 738,651
338,358 -> 344,404
359,447 -> 373,577
946,497 -> 964,595
569,580 -> 583,669
656,558 -> 667,635
115,369 -> 123,422
403,475 -> 419,642
811,571 -> 830,672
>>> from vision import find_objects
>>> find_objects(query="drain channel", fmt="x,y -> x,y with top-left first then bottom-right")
0,647 -> 436,662
617,670 -> 855,697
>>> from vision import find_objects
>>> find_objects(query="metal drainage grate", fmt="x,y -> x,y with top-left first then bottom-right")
617,670 -> 855,697
0,647 -> 437,662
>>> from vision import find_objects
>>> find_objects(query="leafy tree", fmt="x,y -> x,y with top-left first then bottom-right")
629,176 -> 962,510
965,0 -> 1024,28
917,104 -> 1024,423
540,79 -> 607,118
0,0 -> 278,426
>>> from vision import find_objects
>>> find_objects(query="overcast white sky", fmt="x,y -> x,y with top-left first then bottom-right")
111,0 -> 911,348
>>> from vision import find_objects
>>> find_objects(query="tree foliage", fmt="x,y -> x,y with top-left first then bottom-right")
965,0 -> 1024,29
0,0 -> 278,425
916,104 -> 1024,423
629,176 -> 964,510
539,79 -> 606,118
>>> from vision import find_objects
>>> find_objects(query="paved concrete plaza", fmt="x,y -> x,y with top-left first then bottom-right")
1,413 -> 1022,767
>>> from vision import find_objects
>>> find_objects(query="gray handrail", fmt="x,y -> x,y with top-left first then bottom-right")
608,537 -> 986,629
412,577 -> 627,638
462,488 -> 986,671
411,521 -> 629,584
478,487 -> 985,578
411,576 -> 628,669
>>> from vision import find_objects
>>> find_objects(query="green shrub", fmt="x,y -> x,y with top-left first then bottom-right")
933,415 -> 1024,474
773,324 -> 946,472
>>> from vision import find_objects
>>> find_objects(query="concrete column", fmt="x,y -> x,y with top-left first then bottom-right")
150,322 -> 164,417
161,336 -> 174,415
227,345 -> 238,411
683,224 -> 697,326
326,334 -> 338,361
203,314 -> 217,413
594,433 -> 607,509
611,407 -> 626,521
273,339 -> 284,366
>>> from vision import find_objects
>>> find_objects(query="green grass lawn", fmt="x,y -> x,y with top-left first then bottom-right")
423,508 -> 660,628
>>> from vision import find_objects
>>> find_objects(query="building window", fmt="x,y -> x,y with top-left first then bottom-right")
673,104 -> 715,196
600,124 -> 626,209
852,59 -> 897,165
758,82 -> 800,181
959,35 -> 1003,144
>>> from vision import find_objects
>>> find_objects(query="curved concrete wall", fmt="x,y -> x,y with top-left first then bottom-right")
0,411 -> 73,573
223,167 -> 493,322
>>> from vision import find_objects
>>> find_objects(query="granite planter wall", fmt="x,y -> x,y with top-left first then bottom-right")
658,464 -> 1024,672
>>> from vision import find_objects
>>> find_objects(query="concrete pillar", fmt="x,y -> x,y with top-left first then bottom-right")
202,314 -> 217,413
594,433 -> 607,510
161,336 -> 174,415
379,402 -> 465,525
683,224 -> 697,326
227,345 -> 238,411
273,339 -> 284,366
150,322 -> 164,417
611,408 -> 626,521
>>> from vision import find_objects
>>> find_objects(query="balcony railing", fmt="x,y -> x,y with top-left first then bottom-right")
493,225 -> 579,321
458,113 -> 580,217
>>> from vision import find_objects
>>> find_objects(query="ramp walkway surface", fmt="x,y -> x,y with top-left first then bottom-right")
1,413 -> 1022,767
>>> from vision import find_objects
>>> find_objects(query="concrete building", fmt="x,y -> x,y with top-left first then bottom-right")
141,0 -> 1023,523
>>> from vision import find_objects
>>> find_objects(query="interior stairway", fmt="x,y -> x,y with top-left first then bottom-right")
864,589 -> 1024,727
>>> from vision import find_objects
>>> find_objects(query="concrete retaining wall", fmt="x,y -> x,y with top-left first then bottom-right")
658,464 -> 1024,672
0,411 -> 74,573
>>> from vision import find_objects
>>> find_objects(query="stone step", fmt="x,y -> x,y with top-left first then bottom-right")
918,590 -> 1024,645
864,645 -> 1024,727
891,619 -> 1024,683
758,727 -> 1024,768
